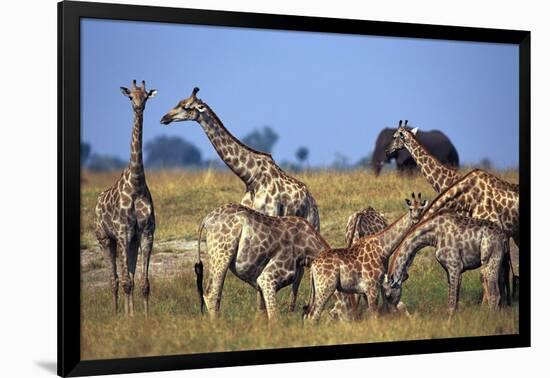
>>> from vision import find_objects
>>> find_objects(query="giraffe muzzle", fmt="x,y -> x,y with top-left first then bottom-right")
160,114 -> 173,125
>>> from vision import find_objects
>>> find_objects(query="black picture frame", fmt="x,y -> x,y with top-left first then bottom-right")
58,1 -> 531,376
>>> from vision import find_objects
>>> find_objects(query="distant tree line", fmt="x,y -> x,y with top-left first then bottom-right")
81,126 -> 286,171
81,128 -> 495,172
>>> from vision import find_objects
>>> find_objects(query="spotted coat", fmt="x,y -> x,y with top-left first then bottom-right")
303,194 -> 427,322
384,211 -> 510,315
195,203 -> 329,320
94,80 -> 157,317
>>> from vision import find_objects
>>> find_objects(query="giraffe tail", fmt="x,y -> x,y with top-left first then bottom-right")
195,220 -> 206,314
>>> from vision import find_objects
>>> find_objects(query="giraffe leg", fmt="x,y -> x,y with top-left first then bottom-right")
257,261 -> 295,321
364,284 -> 380,318
140,232 -> 154,318
304,269 -> 337,322
511,234 -> 520,300
446,266 -> 462,317
117,238 -> 130,316
127,234 -> 140,317
257,275 -> 279,321
305,285 -> 334,322
100,237 -> 118,314
289,264 -> 304,312
329,292 -> 355,321
203,250 -> 232,319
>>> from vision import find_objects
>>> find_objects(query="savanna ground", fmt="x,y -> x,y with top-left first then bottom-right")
80,168 -> 519,360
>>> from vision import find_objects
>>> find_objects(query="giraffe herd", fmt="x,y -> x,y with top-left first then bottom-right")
93,82 -> 520,322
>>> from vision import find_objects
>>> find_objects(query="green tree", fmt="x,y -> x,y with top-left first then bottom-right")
145,135 -> 202,168
242,126 -> 279,153
81,142 -> 91,166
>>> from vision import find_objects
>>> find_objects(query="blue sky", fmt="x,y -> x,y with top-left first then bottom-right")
81,19 -> 519,168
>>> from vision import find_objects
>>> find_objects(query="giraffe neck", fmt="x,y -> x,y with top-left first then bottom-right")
129,109 -> 145,186
379,214 -> 413,258
389,219 -> 437,283
198,106 -> 266,186
422,174 -> 476,219
404,135 -> 459,193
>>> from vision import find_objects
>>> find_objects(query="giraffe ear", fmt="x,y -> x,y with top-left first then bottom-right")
405,198 -> 411,206
195,103 -> 206,113
120,87 -> 131,97
411,127 -> 418,135
147,89 -> 158,98
422,199 -> 429,208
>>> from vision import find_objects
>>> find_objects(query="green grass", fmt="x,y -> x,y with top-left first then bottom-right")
80,168 -> 519,360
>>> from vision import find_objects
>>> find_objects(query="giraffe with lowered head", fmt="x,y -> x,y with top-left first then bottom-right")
160,87 -> 320,231
95,80 -> 157,317
383,211 -> 510,315
303,193 -> 428,322
386,120 -> 520,299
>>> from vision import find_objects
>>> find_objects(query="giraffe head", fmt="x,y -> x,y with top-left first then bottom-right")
120,80 -> 157,112
385,120 -> 418,158
406,192 -> 429,225
382,273 -> 403,306
382,192 -> 427,304
160,87 -> 207,124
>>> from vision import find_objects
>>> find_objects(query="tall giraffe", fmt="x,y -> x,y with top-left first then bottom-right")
386,120 -> 461,193
386,120 -> 520,296
303,193 -> 428,322
194,203 -> 329,320
384,211 -> 510,315
94,80 -> 157,317
160,88 -> 320,231
329,207 -> 388,321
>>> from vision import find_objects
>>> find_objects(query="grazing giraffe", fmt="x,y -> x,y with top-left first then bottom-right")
160,87 -> 320,231
194,203 -> 329,320
386,120 -> 520,298
303,193 -> 428,322
329,207 -> 388,321
94,80 -> 157,317
419,168 -> 519,302
383,211 -> 510,315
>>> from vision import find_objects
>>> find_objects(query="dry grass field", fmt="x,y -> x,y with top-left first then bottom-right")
80,168 -> 519,360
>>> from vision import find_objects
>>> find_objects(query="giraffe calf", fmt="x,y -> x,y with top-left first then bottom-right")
329,207 -> 388,321
303,194 -> 427,322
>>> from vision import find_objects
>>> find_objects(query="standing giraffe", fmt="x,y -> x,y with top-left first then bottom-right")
329,207 -> 388,321
95,80 -> 157,317
194,203 -> 329,320
303,193 -> 428,322
386,120 -> 520,297
160,87 -> 320,231
385,120 -> 461,193
383,211 -> 510,315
